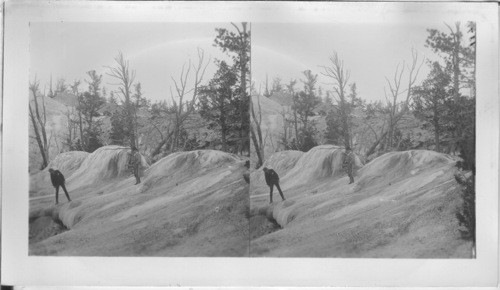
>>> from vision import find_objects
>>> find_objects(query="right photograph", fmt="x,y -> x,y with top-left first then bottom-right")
249,22 -> 476,258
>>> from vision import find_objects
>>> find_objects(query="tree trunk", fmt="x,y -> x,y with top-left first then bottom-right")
220,100 -> 227,151
40,95 -> 49,153
151,139 -> 167,159
434,116 -> 440,152
128,105 -> 136,148
282,110 -> 288,148
250,94 -> 265,167
30,86 -> 50,168
221,123 -> 227,152
29,105 -> 49,169
250,126 -> 263,168
339,95 -> 351,149
253,99 -> 264,156
293,110 -> 299,148
453,26 -> 461,99
434,128 -> 440,152
171,125 -> 178,152
365,130 -> 388,158
240,22 -> 248,156
78,111 -> 84,148
387,112 -> 394,152
33,91 -> 49,156
88,115 -> 93,149
153,129 -> 174,158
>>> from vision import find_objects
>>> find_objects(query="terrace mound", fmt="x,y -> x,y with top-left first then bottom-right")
29,149 -> 249,256
250,146 -> 471,258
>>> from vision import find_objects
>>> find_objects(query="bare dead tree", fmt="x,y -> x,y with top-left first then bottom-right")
384,62 -> 405,151
383,49 -> 424,152
169,48 -> 211,152
320,52 -> 352,149
29,77 -> 50,169
105,51 -> 137,148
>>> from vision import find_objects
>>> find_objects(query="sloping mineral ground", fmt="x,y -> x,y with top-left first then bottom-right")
29,145 -> 249,256
250,145 -> 472,258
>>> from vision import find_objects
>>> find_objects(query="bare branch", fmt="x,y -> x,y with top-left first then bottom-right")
230,22 -> 243,38
444,22 -> 455,35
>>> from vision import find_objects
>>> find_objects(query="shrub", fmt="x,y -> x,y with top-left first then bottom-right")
454,172 -> 475,256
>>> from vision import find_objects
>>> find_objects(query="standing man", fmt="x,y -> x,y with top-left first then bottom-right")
342,147 -> 355,184
130,146 -> 142,185
48,168 -> 71,205
263,167 -> 286,203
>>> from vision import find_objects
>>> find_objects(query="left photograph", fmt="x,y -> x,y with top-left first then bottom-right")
28,22 -> 250,256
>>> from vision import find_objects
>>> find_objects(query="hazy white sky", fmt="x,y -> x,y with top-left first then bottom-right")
30,20 -> 473,104
252,22 -> 471,102
30,22 -> 233,103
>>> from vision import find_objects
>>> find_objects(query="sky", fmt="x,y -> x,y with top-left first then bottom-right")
251,22 -> 471,103
30,21 -> 473,104
30,22 -> 233,103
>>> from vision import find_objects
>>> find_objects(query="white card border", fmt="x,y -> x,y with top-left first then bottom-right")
2,1 -> 498,287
